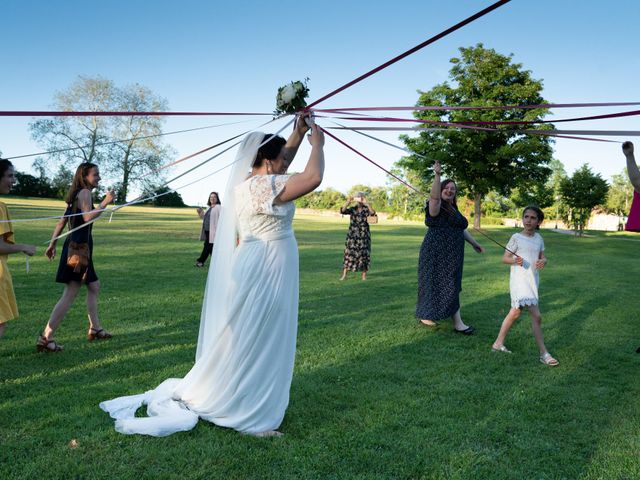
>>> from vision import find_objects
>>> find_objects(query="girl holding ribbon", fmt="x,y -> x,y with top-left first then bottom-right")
37,163 -> 115,352
491,206 -> 558,366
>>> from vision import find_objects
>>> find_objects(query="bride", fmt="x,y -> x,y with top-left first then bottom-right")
101,114 -> 324,436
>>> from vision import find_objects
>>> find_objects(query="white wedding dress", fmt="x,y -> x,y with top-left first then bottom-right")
100,133 -> 300,436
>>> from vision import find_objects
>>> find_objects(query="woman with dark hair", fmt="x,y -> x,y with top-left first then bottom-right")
0,159 -> 36,340
102,115 -> 326,437
340,192 -> 375,281
195,191 -> 221,267
37,162 -> 115,352
416,160 -> 484,334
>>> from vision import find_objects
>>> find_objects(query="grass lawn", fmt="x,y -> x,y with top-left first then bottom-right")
1,198 -> 639,479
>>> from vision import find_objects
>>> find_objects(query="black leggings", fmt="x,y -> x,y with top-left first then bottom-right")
197,235 -> 213,264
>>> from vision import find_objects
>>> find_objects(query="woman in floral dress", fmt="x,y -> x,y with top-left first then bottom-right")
340,193 -> 375,281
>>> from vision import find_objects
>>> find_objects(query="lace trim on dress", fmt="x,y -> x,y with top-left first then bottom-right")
512,297 -> 538,308
250,175 -> 289,216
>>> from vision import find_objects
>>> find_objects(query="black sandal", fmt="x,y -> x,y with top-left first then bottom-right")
36,334 -> 63,353
88,328 -> 113,341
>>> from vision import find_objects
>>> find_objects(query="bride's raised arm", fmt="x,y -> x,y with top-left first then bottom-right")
276,123 -> 325,203
282,113 -> 312,169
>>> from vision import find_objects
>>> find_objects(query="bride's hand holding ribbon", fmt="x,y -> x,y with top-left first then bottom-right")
307,121 -> 324,147
296,111 -> 312,135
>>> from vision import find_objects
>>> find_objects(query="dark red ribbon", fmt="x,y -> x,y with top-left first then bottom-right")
331,109 -> 640,127
317,125 -> 421,193
305,0 -> 512,109
0,111 -> 271,117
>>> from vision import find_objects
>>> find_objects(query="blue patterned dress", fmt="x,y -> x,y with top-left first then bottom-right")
416,202 -> 468,320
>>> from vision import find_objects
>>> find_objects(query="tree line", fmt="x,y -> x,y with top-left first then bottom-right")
294,163 -> 632,234
9,167 -> 186,207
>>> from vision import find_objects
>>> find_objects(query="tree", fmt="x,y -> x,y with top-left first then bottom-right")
545,158 -> 568,227
11,172 -> 55,198
29,76 -> 175,202
106,83 -> 176,201
367,186 -> 389,212
143,186 -> 186,207
319,188 -> 346,209
50,164 -> 74,199
509,182 -> 554,212
560,164 -> 608,235
347,184 -> 372,199
346,185 -> 389,211
386,166 -> 425,219
398,44 -> 554,228
606,169 -> 634,224
482,191 -> 510,217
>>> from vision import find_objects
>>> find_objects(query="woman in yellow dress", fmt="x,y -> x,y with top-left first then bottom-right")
0,159 -> 37,339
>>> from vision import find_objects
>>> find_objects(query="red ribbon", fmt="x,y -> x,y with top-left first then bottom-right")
327,125 -> 624,143
317,125 -> 421,193
0,111 -> 271,117
306,0 -> 512,109
331,109 -> 640,127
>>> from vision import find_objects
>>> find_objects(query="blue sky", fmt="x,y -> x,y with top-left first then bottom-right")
2,0 -> 639,206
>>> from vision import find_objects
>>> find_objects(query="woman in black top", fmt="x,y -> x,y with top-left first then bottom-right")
416,161 -> 484,334
37,163 -> 115,352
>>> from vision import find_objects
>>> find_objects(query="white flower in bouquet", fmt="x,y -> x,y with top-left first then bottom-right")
274,78 -> 310,116
280,84 -> 297,103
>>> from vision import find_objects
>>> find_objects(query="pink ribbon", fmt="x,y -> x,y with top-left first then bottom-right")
314,102 -> 640,112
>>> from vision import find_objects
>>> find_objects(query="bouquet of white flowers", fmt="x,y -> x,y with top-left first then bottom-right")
274,78 -> 310,116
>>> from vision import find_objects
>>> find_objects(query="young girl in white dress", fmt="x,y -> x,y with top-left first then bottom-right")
491,206 -> 558,366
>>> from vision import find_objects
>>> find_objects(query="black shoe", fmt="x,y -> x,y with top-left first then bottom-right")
636,346 -> 640,353
454,326 -> 475,335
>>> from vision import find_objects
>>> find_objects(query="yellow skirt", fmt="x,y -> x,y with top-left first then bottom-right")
0,257 -> 18,324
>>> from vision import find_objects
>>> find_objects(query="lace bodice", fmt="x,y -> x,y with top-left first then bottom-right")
234,175 -> 295,239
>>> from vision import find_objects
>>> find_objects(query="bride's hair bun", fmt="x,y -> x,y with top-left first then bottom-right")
254,134 -> 286,167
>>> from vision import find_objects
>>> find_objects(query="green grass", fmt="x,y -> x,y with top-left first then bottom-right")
1,199 -> 639,480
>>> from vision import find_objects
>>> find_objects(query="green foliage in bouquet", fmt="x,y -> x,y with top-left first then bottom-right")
274,78 -> 310,116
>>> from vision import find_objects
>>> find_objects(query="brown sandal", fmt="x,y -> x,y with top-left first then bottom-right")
36,334 -> 63,353
88,328 -> 112,342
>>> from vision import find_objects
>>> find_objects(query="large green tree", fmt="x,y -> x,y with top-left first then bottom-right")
30,76 -> 175,202
386,166 -> 425,219
560,164 -> 608,235
606,169 -> 634,220
398,44 -> 554,228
